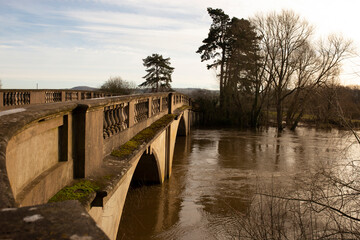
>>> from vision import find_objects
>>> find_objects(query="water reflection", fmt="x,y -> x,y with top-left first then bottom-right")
117,127 -> 359,239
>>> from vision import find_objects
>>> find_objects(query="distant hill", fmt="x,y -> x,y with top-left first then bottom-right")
174,88 -> 219,97
70,86 -> 219,96
71,86 -> 99,91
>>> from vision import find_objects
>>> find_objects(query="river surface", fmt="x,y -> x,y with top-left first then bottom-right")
117,127 -> 360,239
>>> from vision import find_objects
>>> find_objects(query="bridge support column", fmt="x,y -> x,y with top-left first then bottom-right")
73,105 -> 104,178
61,91 -> 66,102
128,101 -> 135,128
30,91 -> 45,104
168,92 -> 173,114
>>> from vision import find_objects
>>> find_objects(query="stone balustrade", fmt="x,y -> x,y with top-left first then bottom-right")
0,89 -> 113,110
103,102 -> 129,139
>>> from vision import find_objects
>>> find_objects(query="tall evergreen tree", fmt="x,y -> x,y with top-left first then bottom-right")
197,8 -> 263,127
196,8 -> 231,108
139,54 -> 174,92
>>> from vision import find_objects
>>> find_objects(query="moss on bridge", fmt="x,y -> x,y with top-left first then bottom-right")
48,180 -> 100,205
111,114 -> 176,159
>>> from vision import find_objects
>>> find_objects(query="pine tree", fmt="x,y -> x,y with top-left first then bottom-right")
139,54 -> 174,92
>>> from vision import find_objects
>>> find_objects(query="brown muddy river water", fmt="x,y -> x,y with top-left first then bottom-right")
117,127 -> 360,239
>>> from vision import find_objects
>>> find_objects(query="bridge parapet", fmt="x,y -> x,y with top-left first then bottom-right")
0,91 -> 191,239
0,92 -> 190,208
0,89 -> 113,110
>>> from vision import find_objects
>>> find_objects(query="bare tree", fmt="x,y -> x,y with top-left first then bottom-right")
100,76 -> 136,95
252,10 -> 314,131
286,35 -> 353,130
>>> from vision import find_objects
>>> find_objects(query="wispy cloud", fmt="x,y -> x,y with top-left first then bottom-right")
0,0 -> 359,89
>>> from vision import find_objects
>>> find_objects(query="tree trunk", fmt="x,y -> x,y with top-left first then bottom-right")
276,98 -> 283,131
290,110 -> 304,131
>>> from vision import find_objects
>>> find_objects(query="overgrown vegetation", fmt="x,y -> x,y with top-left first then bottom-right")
112,114 -> 176,159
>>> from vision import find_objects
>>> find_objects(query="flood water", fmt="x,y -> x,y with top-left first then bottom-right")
117,127 -> 360,239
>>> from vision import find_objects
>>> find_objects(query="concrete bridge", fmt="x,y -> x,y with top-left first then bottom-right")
0,91 -> 192,239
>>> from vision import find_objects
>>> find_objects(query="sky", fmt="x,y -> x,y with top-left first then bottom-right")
0,0 -> 360,90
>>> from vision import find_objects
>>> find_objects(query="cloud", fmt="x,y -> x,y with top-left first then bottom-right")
1,0 -> 359,89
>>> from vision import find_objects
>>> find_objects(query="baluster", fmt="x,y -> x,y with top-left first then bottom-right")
3,92 -> 7,106
7,92 -> 10,106
16,92 -> 21,105
22,92 -> 26,104
12,92 -> 16,105
8,92 -> 14,106
103,108 -> 109,139
118,105 -> 124,131
18,92 -> 22,105
26,92 -> 30,104
5,92 -> 9,106
143,101 -> 148,121
20,92 -> 23,105
152,98 -> 155,116
7,92 -> 11,106
124,104 -> 129,129
108,107 -> 115,135
114,105 -> 121,133
13,92 -> 17,105
134,103 -> 138,124
105,108 -> 112,137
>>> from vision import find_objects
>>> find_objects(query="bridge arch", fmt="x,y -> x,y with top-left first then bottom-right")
132,149 -> 162,185
176,111 -> 190,137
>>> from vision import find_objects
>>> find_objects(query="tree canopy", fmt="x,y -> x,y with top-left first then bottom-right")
100,77 -> 136,95
139,54 -> 174,92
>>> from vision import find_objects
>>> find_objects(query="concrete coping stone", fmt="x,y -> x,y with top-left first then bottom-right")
0,200 -> 109,239
76,92 -> 171,110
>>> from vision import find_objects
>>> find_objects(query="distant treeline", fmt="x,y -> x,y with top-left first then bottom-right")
190,84 -> 360,130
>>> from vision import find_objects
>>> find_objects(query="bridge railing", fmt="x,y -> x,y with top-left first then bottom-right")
0,91 -> 190,209
0,89 -> 113,110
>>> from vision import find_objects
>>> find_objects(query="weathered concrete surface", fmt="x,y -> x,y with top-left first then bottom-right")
0,102 -> 77,208
0,200 -> 109,239
7,116 -> 62,197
